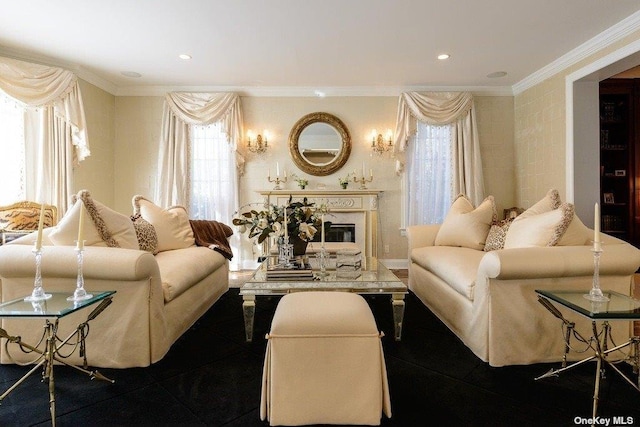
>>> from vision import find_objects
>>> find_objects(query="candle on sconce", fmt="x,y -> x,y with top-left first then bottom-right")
370,168 -> 373,178
276,162 -> 280,178
77,201 -> 85,250
594,202 -> 601,251
35,203 -> 45,250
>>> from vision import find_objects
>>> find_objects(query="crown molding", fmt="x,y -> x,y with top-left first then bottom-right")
513,10 -> 640,95
115,84 -> 513,97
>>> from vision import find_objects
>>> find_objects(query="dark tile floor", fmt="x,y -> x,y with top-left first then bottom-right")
1,289 -> 639,426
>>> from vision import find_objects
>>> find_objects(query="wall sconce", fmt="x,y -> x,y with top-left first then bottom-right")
371,129 -> 393,155
247,130 -> 269,154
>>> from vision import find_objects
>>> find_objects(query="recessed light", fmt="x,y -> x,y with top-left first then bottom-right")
121,71 -> 141,78
487,71 -> 508,78
178,54 -> 192,60
437,54 -> 450,60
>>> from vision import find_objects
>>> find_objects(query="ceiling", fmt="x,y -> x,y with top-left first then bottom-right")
1,1 -> 640,96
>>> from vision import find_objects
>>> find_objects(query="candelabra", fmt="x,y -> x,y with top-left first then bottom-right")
268,174 -> 287,190
247,133 -> 268,154
25,246 -> 52,301
353,173 -> 373,190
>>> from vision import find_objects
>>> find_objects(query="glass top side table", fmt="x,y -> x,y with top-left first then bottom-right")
535,289 -> 640,424
0,291 -> 116,427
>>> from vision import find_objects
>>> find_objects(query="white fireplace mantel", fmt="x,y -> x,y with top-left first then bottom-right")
257,189 -> 383,258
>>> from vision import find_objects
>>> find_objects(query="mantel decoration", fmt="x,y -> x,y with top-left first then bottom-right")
291,173 -> 309,190
233,197 -> 329,256
338,172 -> 354,189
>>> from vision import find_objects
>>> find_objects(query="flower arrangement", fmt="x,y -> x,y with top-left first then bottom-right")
338,172 -> 354,188
291,173 -> 309,189
233,197 -> 328,243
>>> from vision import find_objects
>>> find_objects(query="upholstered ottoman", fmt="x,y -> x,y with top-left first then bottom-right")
260,291 -> 391,426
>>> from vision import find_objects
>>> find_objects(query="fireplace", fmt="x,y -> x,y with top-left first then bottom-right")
312,223 -> 356,243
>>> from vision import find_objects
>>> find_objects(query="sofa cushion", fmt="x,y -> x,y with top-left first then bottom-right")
49,190 -> 139,249
411,246 -> 485,300
155,246 -> 227,302
484,219 -> 513,251
435,195 -> 496,250
518,189 -> 561,219
132,196 -> 195,252
504,202 -> 575,248
131,213 -> 159,254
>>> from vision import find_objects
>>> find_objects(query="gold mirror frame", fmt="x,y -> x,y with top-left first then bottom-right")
289,112 -> 351,176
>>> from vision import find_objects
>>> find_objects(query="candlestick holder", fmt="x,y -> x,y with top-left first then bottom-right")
67,243 -> 93,302
584,248 -> 609,302
25,246 -> 53,301
353,174 -> 373,190
268,175 -> 287,190
278,237 -> 295,268
316,246 -> 329,277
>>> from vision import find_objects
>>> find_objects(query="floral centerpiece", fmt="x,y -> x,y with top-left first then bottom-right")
233,197 -> 329,254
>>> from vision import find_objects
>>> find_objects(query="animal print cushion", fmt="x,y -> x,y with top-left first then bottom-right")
483,219 -> 513,251
131,213 -> 158,254
0,204 -> 56,231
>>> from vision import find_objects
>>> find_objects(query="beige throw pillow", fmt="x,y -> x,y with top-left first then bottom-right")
435,195 -> 496,250
132,196 -> 195,252
50,190 -> 139,249
504,202 -> 575,248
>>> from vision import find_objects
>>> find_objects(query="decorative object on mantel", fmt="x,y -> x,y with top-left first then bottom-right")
338,173 -> 354,189
267,162 -> 287,190
233,197 -> 329,257
371,129 -> 393,155
353,161 -> 374,189
246,129 -> 269,154
291,173 -> 309,190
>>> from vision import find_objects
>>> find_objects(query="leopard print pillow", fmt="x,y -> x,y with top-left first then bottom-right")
131,213 -> 158,254
484,219 -> 513,251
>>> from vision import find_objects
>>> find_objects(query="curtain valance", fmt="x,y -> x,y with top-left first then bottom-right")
0,56 -> 90,163
394,91 -> 473,152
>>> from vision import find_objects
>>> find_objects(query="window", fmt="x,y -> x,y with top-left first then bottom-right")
405,122 -> 452,226
0,98 -> 25,205
189,122 -> 236,221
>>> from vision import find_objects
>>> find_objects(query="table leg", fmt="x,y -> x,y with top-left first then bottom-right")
391,293 -> 406,341
45,320 -> 57,427
591,321 -> 603,423
243,295 -> 256,342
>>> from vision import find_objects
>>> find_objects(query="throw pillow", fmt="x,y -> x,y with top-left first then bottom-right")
435,194 -> 497,250
483,219 -> 513,251
131,213 -> 159,254
518,189 -> 562,220
504,202 -> 575,248
132,196 -> 195,252
49,190 -> 139,249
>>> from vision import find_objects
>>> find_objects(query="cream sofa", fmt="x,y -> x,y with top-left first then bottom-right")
407,224 -> 640,367
0,192 -> 230,368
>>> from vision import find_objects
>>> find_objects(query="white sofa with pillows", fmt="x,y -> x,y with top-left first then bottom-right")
407,190 -> 640,367
0,191 -> 231,368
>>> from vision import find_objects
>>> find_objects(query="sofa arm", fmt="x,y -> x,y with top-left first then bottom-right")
478,242 -> 640,281
0,244 -> 159,282
406,224 -> 440,253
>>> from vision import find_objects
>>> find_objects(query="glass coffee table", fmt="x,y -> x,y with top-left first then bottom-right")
240,256 -> 408,342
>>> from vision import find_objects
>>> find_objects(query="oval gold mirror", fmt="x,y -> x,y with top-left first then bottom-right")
289,112 -> 351,176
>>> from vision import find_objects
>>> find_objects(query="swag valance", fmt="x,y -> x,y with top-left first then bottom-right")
0,56 -> 90,163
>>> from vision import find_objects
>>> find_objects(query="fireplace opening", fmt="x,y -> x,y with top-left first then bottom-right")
313,223 -> 355,243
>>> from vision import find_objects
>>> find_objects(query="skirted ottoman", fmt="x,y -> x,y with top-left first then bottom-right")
260,291 -> 392,426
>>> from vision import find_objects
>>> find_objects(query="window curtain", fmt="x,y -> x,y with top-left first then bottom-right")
0,56 -> 90,214
156,92 -> 244,207
394,91 -> 484,206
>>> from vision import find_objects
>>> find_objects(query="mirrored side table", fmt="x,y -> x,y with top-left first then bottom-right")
0,291 -> 116,426
535,289 -> 640,423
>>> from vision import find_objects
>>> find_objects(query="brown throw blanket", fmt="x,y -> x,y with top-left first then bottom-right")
189,220 -> 234,260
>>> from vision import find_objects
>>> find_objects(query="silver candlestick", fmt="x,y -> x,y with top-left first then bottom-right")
584,248 -> 609,302
24,246 -> 52,302
67,243 -> 93,301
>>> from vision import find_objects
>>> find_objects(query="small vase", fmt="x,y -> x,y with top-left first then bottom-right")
299,185 -> 306,190
341,183 -> 348,189
291,235 -> 309,256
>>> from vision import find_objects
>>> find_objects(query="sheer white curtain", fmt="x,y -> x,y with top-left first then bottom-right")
156,92 -> 244,207
0,56 -> 90,214
394,91 -> 484,206
406,123 -> 452,225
